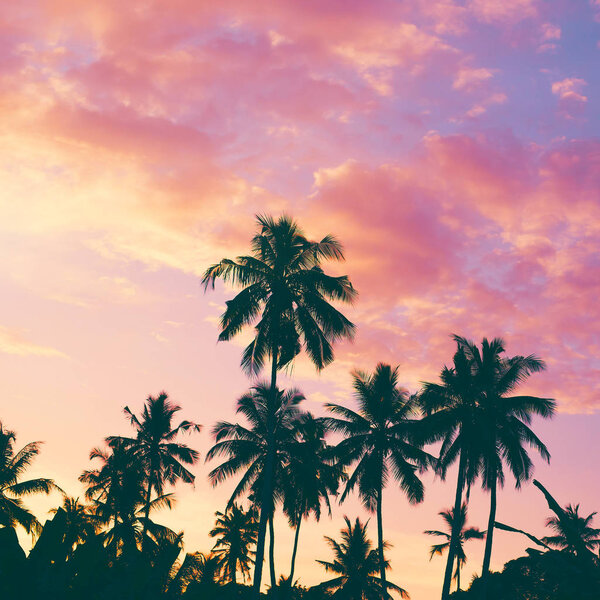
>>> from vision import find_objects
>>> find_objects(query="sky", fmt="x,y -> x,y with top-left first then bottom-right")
1,0 -> 599,598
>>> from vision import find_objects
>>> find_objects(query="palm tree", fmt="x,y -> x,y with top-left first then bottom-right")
49,497 -> 100,560
202,214 -> 356,594
80,439 -> 178,559
210,503 -> 258,584
316,516 -> 409,599
420,346 -> 484,600
452,336 -> 555,590
543,504 -> 600,554
107,392 -> 201,552
282,414 -> 344,584
206,382 -> 306,591
324,364 -> 431,597
0,422 -> 59,536
424,503 -> 484,592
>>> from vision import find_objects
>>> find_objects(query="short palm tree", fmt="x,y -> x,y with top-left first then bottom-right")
210,503 -> 258,584
325,364 -> 430,597
543,504 -> 600,554
316,516 -> 409,599
0,422 -> 59,536
424,503 -> 484,591
49,496 -> 100,560
202,214 -> 356,594
282,414 -> 344,583
80,439 -> 177,559
206,382 -> 306,591
107,392 -> 201,552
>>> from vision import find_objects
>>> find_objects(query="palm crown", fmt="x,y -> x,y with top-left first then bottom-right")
543,504 -> 600,554
0,422 -> 59,537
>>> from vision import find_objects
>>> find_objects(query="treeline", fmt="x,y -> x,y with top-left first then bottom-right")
1,215 -> 599,600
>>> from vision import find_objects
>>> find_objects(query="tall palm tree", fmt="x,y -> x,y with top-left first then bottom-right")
202,214 -> 356,595
0,422 -> 59,537
107,392 -> 201,552
452,336 -> 555,590
209,503 -> 258,584
419,346 -> 483,600
424,503 -> 484,592
324,364 -> 431,597
282,414 -> 344,583
206,382 -> 306,592
543,504 -> 600,554
316,516 -> 409,599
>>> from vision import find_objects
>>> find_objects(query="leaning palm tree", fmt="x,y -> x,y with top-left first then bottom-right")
424,503 -> 484,592
325,364 -> 431,597
282,414 -> 344,584
454,336 -> 556,594
316,516 -> 409,599
107,392 -> 201,552
210,503 -> 258,585
206,382 -> 306,591
543,504 -> 600,554
0,422 -> 59,537
202,214 -> 356,594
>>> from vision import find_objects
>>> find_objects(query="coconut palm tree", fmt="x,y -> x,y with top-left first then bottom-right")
206,382 -> 306,591
49,496 -> 100,560
0,422 -> 59,537
316,516 -> 409,599
543,504 -> 600,554
282,414 -> 344,584
202,214 -> 356,595
210,503 -> 258,584
424,503 -> 484,591
419,346 -> 484,600
324,364 -> 431,597
452,336 -> 555,591
107,392 -> 201,552
80,439 -> 178,559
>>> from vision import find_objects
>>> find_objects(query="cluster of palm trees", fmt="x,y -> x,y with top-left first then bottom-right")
1,214 -> 585,600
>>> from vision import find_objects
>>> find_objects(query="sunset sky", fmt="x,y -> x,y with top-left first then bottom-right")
1,1 -> 599,598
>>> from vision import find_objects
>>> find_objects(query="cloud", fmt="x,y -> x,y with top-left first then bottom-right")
453,66 -> 494,91
551,78 -> 588,119
0,326 -> 68,358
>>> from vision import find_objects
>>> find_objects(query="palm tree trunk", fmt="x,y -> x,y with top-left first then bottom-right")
268,512 -> 277,589
456,563 -> 460,592
481,466 -> 497,600
376,484 -> 387,598
252,342 -> 279,598
289,514 -> 302,583
141,475 -> 152,554
441,450 -> 466,600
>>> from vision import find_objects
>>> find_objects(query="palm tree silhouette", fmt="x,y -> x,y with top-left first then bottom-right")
210,503 -> 258,585
202,214 -> 356,595
324,364 -> 430,597
0,422 -> 59,537
316,516 -> 409,599
49,496 -> 100,561
542,504 -> 600,554
282,413 -> 344,584
107,392 -> 201,552
420,345 -> 484,600
206,382 -> 306,592
424,503 -> 484,591
453,336 -> 555,592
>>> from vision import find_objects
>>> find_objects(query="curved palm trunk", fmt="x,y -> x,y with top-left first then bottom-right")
441,450 -> 466,600
480,466 -> 497,600
252,344 -> 279,599
268,512 -> 277,590
376,484 -> 387,599
289,513 -> 302,583
141,476 -> 153,554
